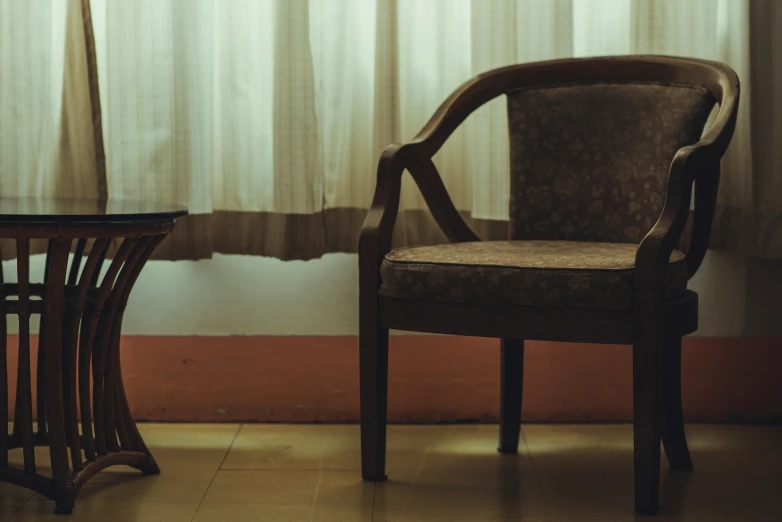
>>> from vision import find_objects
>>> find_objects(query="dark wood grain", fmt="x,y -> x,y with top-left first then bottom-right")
15,239 -> 36,474
358,56 -> 739,516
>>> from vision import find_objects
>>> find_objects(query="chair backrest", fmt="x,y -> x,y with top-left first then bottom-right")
507,80 -> 715,243
397,56 -> 737,258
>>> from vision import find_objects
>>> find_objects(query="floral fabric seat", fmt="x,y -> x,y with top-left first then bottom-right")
379,240 -> 688,311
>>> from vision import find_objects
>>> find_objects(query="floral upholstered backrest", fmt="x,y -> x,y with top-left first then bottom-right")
506,82 -> 715,243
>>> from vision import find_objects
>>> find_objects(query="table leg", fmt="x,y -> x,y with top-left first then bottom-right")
110,237 -> 167,475
42,239 -> 75,513
14,239 -> 36,473
0,231 -> 171,514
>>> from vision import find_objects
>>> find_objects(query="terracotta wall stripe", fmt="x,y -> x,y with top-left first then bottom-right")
5,335 -> 781,423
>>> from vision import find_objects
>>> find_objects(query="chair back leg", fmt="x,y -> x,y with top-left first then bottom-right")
498,339 -> 524,454
662,336 -> 693,471
633,331 -> 664,515
360,322 -> 389,481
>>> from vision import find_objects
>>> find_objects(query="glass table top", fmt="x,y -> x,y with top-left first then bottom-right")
0,198 -> 188,222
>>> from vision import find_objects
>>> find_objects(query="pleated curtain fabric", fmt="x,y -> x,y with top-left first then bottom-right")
0,0 -> 104,258
0,0 -> 780,259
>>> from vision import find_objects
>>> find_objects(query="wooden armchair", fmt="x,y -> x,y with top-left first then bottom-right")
358,56 -> 739,514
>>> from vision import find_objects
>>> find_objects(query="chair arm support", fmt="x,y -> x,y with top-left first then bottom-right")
685,163 -> 720,277
407,158 -> 480,243
358,68 -> 515,265
634,146 -> 721,318
358,65 -> 519,260
359,113 -> 487,270
634,150 -> 699,319
359,145 -> 406,270
635,65 -> 739,316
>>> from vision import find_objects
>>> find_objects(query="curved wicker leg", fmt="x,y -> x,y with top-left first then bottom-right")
112,236 -> 167,474
62,310 -> 83,470
54,483 -> 78,515
92,238 -> 138,455
37,240 -> 55,439
498,339 -> 524,454
116,338 -> 160,476
662,336 -> 693,471
15,240 -> 36,472
130,452 -> 161,476
78,239 -> 110,461
105,239 -> 156,454
42,239 -> 74,499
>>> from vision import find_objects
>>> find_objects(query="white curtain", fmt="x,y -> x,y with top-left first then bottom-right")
2,0 -> 780,334
1,1 -> 780,266
1,0 -> 774,258
0,0 -> 103,201
86,0 -> 778,257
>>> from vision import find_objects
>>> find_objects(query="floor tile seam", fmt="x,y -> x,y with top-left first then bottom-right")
192,423 -> 243,521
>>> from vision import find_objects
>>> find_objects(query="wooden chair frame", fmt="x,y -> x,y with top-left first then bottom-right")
358,56 -> 739,515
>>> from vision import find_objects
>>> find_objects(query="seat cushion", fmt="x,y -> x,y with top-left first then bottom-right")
379,241 -> 688,311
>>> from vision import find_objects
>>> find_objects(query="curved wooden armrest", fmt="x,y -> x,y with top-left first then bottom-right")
407,158 -> 481,244
635,66 -> 740,314
358,143 -> 480,269
359,145 -> 406,266
405,67 -> 532,160
359,67 -> 506,264
360,66 -> 527,265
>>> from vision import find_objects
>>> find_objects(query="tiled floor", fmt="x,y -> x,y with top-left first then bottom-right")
2,423 -> 780,521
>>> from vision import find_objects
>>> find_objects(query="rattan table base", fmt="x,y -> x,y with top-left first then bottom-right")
0,200 -> 185,514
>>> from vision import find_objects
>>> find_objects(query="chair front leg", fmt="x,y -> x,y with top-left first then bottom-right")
662,336 -> 693,471
633,327 -> 664,515
498,339 -> 524,454
359,307 -> 389,482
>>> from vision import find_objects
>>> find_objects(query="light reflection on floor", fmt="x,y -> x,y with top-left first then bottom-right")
2,423 -> 779,521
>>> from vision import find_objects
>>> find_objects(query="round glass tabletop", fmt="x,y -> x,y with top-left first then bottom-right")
0,198 -> 188,222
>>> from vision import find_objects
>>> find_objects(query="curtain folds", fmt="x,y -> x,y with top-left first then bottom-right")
0,0 -> 104,258
0,0 -> 780,260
